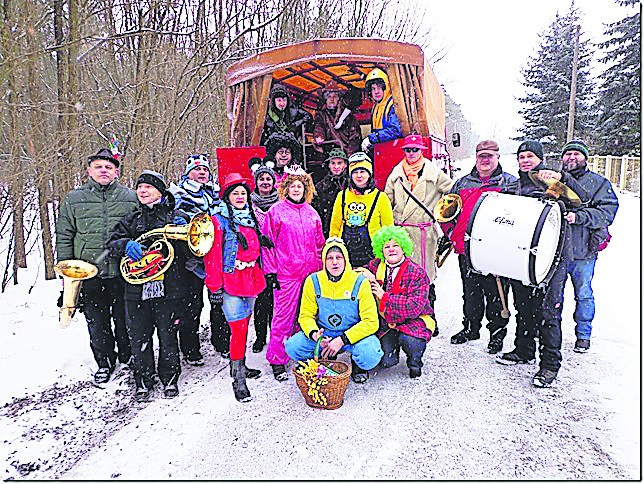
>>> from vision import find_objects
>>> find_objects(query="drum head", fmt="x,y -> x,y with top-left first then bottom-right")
529,201 -> 563,286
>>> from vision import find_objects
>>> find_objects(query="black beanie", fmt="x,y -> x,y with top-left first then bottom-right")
517,140 -> 544,161
136,170 -> 166,194
87,147 -> 120,168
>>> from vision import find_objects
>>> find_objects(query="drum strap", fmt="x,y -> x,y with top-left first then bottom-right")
396,221 -> 434,272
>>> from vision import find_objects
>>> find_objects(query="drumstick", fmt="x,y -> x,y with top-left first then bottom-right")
495,276 -> 510,319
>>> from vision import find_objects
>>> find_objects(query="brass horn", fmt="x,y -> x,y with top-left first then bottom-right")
54,260 -> 98,328
433,194 -> 463,223
120,212 -> 215,285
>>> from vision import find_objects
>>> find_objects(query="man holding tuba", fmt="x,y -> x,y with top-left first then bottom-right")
440,140 -> 518,353
55,147 -> 138,384
108,170 -> 205,402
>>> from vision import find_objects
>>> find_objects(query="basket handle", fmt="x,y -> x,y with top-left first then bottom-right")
313,335 -> 322,363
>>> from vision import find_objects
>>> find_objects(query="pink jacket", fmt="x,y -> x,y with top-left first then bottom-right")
262,199 -> 325,281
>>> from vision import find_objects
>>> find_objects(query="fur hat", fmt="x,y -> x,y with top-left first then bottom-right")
271,84 -> 289,100
265,132 -> 302,164
517,140 -> 544,161
136,170 -> 166,194
561,140 -> 589,160
88,147 -> 120,168
184,154 -> 211,176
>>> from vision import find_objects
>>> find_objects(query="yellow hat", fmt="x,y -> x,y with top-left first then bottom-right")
348,152 -> 373,175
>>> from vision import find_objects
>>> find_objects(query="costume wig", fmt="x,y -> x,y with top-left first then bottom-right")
371,225 -> 414,261
278,171 -> 316,204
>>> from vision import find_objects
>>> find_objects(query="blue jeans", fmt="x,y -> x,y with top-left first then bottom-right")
379,330 -> 427,371
566,258 -> 596,340
221,293 -> 256,321
285,331 -> 383,370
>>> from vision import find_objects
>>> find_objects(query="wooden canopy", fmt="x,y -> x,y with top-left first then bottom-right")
225,38 -> 446,147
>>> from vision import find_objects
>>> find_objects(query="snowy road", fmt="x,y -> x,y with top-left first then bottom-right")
1,190 -> 640,480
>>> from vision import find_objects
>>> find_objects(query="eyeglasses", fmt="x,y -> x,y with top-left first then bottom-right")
403,148 -> 421,153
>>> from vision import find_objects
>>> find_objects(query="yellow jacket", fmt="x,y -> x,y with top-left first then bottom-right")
329,188 -> 394,239
298,240 -> 379,344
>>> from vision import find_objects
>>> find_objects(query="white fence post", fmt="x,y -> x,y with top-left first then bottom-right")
605,155 -> 612,182
620,155 -> 628,190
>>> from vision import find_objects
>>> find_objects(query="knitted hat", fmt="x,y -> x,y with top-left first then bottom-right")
325,148 -> 348,163
136,170 -> 166,194
476,140 -> 499,155
517,140 -> 544,161
88,147 -> 120,168
184,154 -> 211,176
348,151 -> 373,175
249,157 -> 276,183
271,84 -> 289,100
561,140 -> 589,160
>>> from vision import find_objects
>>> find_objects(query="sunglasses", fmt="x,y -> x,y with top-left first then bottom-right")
403,147 -> 421,153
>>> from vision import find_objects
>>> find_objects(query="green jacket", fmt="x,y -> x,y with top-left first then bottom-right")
55,178 -> 138,278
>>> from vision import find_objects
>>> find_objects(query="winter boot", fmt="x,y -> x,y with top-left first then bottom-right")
230,359 -> 252,402
243,357 -> 262,379
271,364 -> 288,381
450,327 -> 480,345
487,327 -> 507,354
573,339 -> 590,353
532,368 -> 558,388
351,361 -> 368,384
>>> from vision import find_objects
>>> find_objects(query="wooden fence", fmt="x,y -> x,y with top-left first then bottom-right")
587,155 -> 640,193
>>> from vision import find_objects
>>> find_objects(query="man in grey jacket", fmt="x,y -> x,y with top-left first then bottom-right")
55,148 -> 137,383
560,140 -> 619,353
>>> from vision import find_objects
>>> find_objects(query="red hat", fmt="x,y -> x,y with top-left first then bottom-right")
221,172 -> 251,197
401,134 -> 426,150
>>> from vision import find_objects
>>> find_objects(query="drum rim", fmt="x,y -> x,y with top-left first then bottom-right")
528,199 -> 565,287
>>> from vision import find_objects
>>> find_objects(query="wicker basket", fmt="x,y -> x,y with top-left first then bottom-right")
293,340 -> 352,410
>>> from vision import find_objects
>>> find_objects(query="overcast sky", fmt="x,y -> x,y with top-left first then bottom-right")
422,0 -> 637,152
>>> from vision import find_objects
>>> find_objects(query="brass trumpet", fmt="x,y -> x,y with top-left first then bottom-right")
54,260 -> 98,328
433,193 -> 463,223
120,212 -> 215,285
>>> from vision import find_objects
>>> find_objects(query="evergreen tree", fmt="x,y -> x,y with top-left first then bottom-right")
515,4 -> 595,159
594,0 -> 640,156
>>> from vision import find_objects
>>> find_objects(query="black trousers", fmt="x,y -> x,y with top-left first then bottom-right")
209,299 -> 230,353
125,298 -> 183,387
253,284 -> 273,344
81,277 -> 131,368
509,281 -> 541,359
179,283 -> 204,360
458,255 -> 510,334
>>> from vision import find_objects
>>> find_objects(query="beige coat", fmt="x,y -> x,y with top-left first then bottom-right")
384,158 -> 454,282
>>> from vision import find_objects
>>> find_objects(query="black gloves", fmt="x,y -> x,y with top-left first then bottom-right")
437,235 -> 452,255
265,273 -> 280,290
57,290 -> 64,308
259,235 -> 274,249
209,289 -> 224,305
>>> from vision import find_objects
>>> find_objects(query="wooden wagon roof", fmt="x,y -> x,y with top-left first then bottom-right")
226,38 -> 426,90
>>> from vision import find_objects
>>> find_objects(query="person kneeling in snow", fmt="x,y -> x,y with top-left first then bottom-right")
284,238 -> 383,383
359,226 -> 435,378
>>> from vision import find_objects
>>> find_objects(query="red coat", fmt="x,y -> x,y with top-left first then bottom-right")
367,258 -> 434,342
204,219 -> 266,297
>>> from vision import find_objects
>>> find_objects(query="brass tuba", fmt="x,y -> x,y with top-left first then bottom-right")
433,194 -> 463,223
120,212 -> 215,285
54,260 -> 98,328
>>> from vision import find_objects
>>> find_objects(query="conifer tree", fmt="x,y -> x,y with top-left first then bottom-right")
594,0 -> 640,156
515,4 -> 595,158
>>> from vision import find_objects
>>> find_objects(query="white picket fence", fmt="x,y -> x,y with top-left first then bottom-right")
587,155 -> 640,193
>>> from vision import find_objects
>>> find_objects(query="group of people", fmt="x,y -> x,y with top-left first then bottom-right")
55,73 -> 618,403
259,67 -> 402,184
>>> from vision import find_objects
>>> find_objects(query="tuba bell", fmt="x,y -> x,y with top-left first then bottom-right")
120,212 -> 215,285
54,260 -> 98,328
433,194 -> 463,223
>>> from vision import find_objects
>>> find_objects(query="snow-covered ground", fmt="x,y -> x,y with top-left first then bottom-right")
1,166 -> 640,480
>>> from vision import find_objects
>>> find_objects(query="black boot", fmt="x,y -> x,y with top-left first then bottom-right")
487,327 -> 507,354
351,361 -> 368,383
230,360 -> 252,403
243,357 -> 262,379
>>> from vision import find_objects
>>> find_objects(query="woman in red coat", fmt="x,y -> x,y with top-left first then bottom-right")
204,173 -> 270,402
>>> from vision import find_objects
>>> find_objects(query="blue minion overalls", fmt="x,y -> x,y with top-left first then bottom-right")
284,274 -> 383,370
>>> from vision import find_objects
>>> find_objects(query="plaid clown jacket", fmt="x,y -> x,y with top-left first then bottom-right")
366,258 -> 434,342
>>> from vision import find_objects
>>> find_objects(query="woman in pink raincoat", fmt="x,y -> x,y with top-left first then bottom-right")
261,165 -> 325,381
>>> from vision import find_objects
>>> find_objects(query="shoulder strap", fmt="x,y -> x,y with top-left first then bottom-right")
311,273 -> 322,299
365,191 -> 381,224
341,189 -> 347,223
351,274 -> 365,300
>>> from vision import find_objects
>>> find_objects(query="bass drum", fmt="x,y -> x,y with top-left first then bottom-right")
465,192 -> 564,287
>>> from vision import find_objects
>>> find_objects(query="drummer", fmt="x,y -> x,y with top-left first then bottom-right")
442,140 -> 518,353
496,140 -> 588,388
